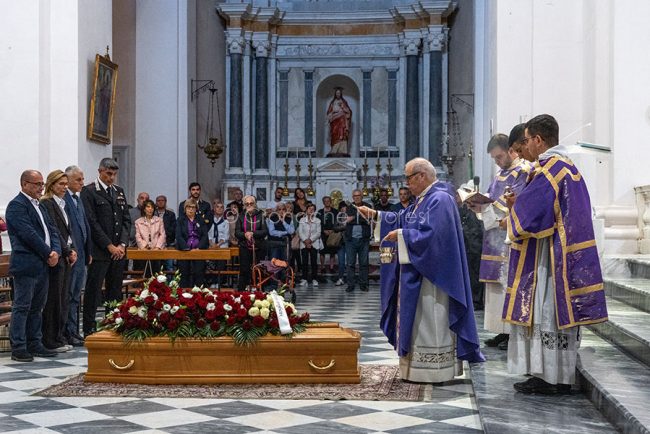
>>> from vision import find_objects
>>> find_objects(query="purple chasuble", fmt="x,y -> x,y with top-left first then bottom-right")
504,154 -> 608,329
479,160 -> 531,283
379,186 -> 485,363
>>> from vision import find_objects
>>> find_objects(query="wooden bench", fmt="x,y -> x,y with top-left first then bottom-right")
126,247 -> 241,290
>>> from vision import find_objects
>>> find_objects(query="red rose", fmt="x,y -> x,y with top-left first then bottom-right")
168,319 -> 178,329
154,300 -> 164,310
196,318 -> 206,328
205,310 -> 217,320
215,306 -> 225,316
252,316 -> 265,327
210,320 -> 221,330
237,308 -> 248,319
227,316 -> 236,326
242,320 -> 252,331
269,318 -> 279,328
147,310 -> 157,321
285,306 -> 294,315
160,312 -> 171,323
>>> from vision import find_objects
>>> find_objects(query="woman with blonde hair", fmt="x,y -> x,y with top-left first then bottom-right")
40,170 -> 78,351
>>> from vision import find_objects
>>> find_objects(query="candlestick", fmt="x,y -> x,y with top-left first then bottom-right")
306,157 -> 315,196
295,158 -> 301,189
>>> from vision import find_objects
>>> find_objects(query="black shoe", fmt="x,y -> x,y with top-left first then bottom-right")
29,347 -> 57,358
513,377 -> 571,395
345,287 -> 355,293
498,337 -> 509,350
68,336 -> 85,347
485,333 -> 508,347
11,351 -> 34,362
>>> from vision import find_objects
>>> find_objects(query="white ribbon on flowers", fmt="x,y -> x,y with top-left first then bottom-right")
270,291 -> 292,335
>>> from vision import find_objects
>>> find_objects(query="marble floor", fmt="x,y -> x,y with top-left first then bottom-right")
0,282 -> 483,433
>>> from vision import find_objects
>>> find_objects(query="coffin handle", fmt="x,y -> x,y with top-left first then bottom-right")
109,358 -> 135,370
308,359 -> 335,371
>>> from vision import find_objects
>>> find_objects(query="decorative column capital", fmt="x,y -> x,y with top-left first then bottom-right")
401,32 -> 422,56
426,25 -> 448,52
226,33 -> 245,55
252,38 -> 271,57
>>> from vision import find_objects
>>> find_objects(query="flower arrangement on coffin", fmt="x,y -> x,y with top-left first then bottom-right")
99,273 -> 310,346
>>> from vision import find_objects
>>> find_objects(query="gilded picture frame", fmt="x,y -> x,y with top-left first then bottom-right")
88,53 -> 118,144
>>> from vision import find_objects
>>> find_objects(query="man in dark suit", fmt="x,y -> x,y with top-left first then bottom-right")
81,158 -> 131,336
63,165 -> 92,345
5,170 -> 62,362
178,182 -> 212,232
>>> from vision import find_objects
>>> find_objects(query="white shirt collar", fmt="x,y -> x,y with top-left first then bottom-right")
96,177 -> 111,192
21,191 -> 39,206
53,195 -> 66,207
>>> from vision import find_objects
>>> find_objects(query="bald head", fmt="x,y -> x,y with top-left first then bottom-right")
406,158 -> 436,182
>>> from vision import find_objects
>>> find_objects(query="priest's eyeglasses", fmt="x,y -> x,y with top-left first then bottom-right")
405,171 -> 422,182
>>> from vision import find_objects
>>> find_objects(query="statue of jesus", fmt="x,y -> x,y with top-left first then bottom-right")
326,88 -> 352,157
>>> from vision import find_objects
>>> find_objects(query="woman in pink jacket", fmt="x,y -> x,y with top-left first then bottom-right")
134,199 -> 166,276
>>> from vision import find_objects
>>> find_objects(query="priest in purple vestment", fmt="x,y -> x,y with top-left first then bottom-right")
505,114 -> 608,395
358,158 -> 484,383
468,130 -> 531,351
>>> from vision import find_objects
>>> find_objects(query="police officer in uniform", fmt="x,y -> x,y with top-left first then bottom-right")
81,158 -> 131,336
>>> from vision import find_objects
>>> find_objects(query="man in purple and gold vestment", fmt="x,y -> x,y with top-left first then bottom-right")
468,129 -> 531,351
505,114 -> 608,394
357,158 -> 484,383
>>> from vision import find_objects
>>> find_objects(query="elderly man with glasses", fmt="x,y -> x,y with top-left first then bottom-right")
235,195 -> 268,290
357,157 -> 484,383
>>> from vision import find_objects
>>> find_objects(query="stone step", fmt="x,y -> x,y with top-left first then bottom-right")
578,328 -> 650,434
605,278 -> 650,313
469,312 -> 616,433
590,297 -> 650,367
628,258 -> 650,279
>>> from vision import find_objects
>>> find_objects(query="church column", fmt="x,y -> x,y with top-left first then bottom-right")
387,68 -> 397,150
226,33 -> 244,168
362,68 -> 373,151
402,33 -> 422,162
427,26 -> 447,167
252,34 -> 270,170
279,69 -> 289,149
304,69 -> 314,148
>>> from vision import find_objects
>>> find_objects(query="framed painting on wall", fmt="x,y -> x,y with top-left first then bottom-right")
88,53 -> 118,144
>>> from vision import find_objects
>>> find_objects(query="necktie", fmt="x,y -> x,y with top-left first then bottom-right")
74,194 -> 88,240
72,194 -> 79,208
107,187 -> 114,199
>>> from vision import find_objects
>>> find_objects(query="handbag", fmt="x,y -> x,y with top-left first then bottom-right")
291,233 -> 301,250
326,231 -> 343,248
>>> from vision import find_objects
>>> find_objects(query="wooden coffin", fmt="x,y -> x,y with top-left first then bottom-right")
85,322 -> 361,384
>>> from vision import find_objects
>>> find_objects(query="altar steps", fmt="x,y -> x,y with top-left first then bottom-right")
577,257 -> 650,434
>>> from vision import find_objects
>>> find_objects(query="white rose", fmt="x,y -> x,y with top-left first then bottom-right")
113,308 -> 120,313
254,300 -> 263,308
223,303 -> 232,312
163,304 -> 171,312
152,293 -> 158,301
156,275 -> 167,283
137,307 -> 146,318
128,306 -> 138,315
249,294 -> 256,302
260,307 -> 270,319
170,306 -> 179,314
206,303 -> 216,311
140,289 -> 149,299
248,307 -> 260,317
234,297 -> 241,304
261,300 -> 270,309
192,286 -> 201,293
115,317 -> 123,325
182,292 -> 193,299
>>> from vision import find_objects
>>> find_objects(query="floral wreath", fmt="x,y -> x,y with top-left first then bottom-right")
99,272 -> 310,346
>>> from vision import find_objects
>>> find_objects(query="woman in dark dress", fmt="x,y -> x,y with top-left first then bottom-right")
40,170 -> 78,351
176,199 -> 209,288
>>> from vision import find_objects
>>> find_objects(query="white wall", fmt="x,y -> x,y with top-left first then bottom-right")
0,1 -> 111,206
477,0 -> 650,253
134,0 -> 192,210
